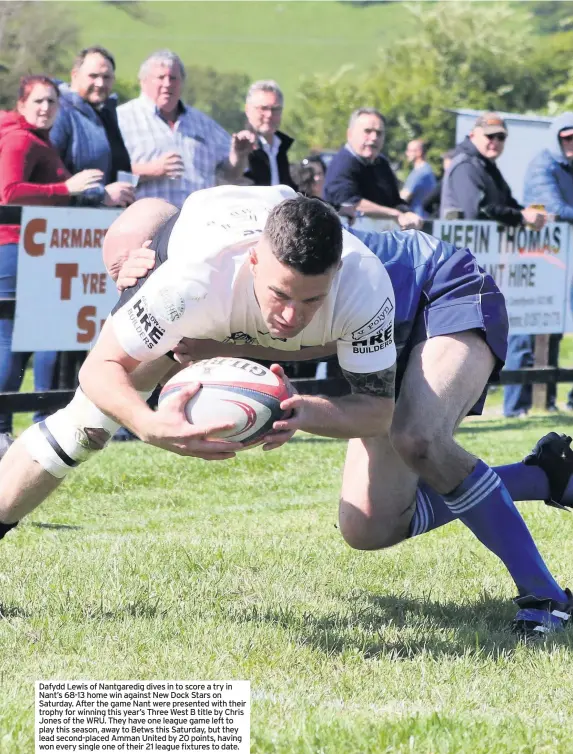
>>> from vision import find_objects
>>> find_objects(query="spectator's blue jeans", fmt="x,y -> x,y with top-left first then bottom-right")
503,333 -> 572,416
0,243 -> 58,433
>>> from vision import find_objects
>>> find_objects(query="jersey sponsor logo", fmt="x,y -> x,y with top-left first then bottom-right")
226,331 -> 258,346
352,323 -> 394,354
157,286 -> 185,323
128,296 -> 165,350
351,298 -> 394,342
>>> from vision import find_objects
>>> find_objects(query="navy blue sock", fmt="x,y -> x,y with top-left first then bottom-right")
409,461 -> 566,600
494,462 -> 549,502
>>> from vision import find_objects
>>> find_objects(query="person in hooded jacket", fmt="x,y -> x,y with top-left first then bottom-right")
503,112 -> 573,417
0,74 -> 103,442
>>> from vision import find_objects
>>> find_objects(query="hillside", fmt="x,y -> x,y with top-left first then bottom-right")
65,1 -> 411,101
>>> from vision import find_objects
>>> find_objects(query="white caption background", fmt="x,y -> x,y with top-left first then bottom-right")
35,680 -> 250,753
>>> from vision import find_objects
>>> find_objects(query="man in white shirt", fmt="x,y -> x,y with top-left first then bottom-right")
117,50 -> 255,207
0,186 -> 396,526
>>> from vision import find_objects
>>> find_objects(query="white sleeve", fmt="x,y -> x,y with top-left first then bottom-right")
111,260 -> 206,362
336,255 -> 397,374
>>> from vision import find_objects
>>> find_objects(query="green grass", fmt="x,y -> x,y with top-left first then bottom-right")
64,1 -> 408,101
3,413 -> 573,752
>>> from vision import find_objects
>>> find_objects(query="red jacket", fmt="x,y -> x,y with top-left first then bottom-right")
0,112 -> 71,245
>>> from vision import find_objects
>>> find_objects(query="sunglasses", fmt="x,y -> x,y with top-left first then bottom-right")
486,133 -> 507,142
560,133 -> 573,142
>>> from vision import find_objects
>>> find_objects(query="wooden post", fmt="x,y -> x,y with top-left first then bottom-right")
532,334 -> 550,410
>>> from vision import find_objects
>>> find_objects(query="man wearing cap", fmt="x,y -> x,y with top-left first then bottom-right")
440,112 -> 546,229
503,113 -> 573,417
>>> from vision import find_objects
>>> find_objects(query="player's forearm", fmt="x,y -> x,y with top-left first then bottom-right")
79,359 -> 153,438
296,394 -> 393,439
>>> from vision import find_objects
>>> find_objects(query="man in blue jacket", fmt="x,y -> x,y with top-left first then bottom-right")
504,113 -> 573,417
50,46 -> 135,208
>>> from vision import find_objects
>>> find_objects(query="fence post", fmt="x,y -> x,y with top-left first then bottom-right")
532,334 -> 550,410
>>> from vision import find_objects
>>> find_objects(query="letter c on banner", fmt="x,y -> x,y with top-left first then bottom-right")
22,218 -> 47,256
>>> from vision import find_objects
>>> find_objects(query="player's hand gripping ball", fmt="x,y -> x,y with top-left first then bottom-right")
158,357 -> 292,448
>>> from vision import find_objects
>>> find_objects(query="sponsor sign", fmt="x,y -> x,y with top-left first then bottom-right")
12,207 -> 122,351
432,220 -> 571,334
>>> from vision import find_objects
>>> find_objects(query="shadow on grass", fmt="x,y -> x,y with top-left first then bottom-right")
458,415 -> 573,435
233,590 -> 573,658
0,603 -> 30,619
30,522 -> 83,531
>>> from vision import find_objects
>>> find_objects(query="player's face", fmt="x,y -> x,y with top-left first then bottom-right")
250,239 -> 338,339
141,62 -> 183,115
71,53 -> 115,105
347,114 -> 385,161
17,83 -> 59,130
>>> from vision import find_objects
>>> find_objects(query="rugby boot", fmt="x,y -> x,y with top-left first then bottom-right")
512,588 -> 573,638
523,432 -> 573,510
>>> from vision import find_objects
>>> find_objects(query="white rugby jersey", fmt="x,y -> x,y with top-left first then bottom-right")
112,185 -> 396,374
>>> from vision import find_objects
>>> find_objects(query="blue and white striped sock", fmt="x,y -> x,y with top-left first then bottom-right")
443,460 -> 566,601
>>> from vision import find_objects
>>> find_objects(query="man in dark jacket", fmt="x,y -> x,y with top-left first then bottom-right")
243,80 -> 297,190
323,107 -> 423,230
440,112 -> 545,228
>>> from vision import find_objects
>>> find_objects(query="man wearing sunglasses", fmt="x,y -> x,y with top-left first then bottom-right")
440,112 -> 546,229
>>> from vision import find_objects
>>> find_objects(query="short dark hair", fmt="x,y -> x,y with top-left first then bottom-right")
264,196 -> 343,275
72,46 -> 116,72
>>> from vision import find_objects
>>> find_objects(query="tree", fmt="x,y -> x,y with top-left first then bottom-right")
183,66 -> 250,133
286,2 -> 561,169
0,2 -> 78,109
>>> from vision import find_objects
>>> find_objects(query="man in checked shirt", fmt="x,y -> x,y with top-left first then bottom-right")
117,49 -> 254,207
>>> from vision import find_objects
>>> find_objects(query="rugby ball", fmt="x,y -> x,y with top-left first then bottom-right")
158,357 -> 291,446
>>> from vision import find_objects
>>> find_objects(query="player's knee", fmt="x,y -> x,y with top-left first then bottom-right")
338,498 -> 404,550
390,423 -> 435,472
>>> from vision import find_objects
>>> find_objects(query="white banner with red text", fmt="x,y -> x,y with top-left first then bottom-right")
12,206 -> 122,351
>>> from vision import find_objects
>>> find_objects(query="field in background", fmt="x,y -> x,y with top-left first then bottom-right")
65,1 -> 409,100
2,415 -> 573,752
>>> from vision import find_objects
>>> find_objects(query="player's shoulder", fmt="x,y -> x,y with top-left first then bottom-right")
337,229 -> 394,300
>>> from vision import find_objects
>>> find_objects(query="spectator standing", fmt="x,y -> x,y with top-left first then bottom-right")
440,112 -> 545,229
243,80 -> 297,189
50,46 -> 135,208
504,112 -> 573,417
0,76 -> 104,438
323,108 -> 423,230
400,139 -> 437,218
118,50 -> 254,207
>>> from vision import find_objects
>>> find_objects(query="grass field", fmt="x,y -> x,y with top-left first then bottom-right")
3,407 -> 573,752
64,0 -> 410,102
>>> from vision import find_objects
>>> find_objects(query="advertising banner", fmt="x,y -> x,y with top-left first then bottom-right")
431,220 -> 571,334
12,207 -> 121,351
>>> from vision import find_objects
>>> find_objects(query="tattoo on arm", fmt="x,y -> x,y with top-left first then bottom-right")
341,364 -> 396,399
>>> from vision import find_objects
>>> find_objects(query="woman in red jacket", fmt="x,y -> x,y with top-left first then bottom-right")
0,75 -> 103,437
